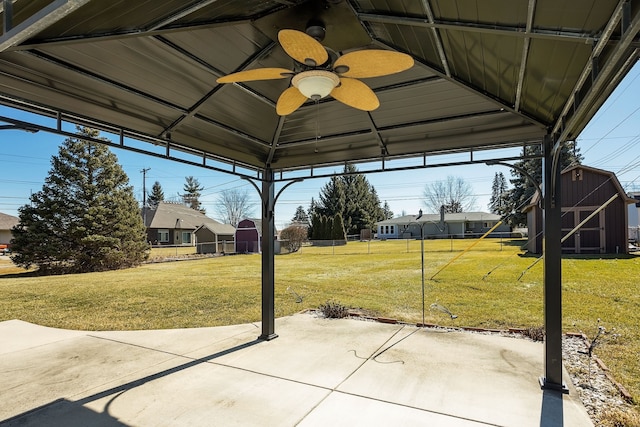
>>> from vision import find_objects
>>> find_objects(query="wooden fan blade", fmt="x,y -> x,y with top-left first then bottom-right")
278,29 -> 328,67
216,68 -> 293,83
330,78 -> 380,111
334,50 -> 414,78
276,86 -> 307,116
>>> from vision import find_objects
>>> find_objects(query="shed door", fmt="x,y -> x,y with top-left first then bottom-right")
561,207 -> 605,254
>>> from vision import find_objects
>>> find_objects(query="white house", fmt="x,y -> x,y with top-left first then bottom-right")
377,210 -> 509,239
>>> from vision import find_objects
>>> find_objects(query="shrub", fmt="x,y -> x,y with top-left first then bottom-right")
280,225 -> 308,253
522,325 -> 545,341
319,300 -> 349,318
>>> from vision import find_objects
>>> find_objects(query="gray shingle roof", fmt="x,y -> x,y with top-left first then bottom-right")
0,212 -> 19,230
377,212 -> 501,226
146,202 -> 234,233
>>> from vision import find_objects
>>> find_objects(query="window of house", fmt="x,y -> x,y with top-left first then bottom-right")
390,225 -> 395,234
158,229 -> 169,243
182,232 -> 191,244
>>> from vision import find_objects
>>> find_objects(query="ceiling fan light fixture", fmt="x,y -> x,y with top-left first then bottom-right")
292,70 -> 339,100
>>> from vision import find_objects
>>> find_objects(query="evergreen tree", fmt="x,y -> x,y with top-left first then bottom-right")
11,127 -> 149,273
310,213 -> 322,240
382,201 -> 394,219
147,181 -> 164,208
292,205 -> 310,226
315,165 -> 385,236
317,176 -> 345,219
488,172 -> 508,214
503,141 -> 582,226
331,213 -> 346,240
181,176 -> 204,212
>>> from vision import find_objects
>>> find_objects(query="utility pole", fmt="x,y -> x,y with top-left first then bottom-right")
141,168 -> 150,225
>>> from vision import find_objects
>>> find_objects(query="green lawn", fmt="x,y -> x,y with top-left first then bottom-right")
1,238 -> 639,404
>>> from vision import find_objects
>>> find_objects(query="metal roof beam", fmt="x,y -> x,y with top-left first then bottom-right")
420,0 -> 450,76
365,111 -> 388,156
0,114 -> 262,179
266,116 -> 286,167
0,0 -> 91,52
278,109 -> 515,149
160,40 -> 278,137
272,151 -> 542,182
554,0 -> 640,141
145,0 -> 221,31
358,12 -> 599,44
515,0 -> 536,112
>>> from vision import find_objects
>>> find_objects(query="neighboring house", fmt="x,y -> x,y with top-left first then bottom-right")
524,165 -> 634,254
628,192 -> 640,228
235,218 -> 279,253
145,202 -> 235,250
0,212 -> 19,252
377,210 -> 509,239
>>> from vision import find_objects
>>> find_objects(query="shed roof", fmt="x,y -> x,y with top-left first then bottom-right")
526,164 -> 637,209
0,1 -> 638,176
194,222 -> 236,237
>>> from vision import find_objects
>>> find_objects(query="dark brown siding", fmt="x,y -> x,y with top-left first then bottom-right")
529,167 -> 629,254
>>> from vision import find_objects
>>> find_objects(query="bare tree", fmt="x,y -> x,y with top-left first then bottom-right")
215,189 -> 255,226
423,176 -> 476,213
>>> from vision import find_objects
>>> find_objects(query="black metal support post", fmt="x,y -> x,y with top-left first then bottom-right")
259,169 -> 277,341
541,134 -> 567,392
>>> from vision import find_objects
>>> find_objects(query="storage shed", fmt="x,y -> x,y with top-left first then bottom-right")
235,219 -> 263,254
525,165 -> 635,254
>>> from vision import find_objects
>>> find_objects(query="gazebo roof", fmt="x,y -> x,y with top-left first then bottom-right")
0,0 -> 638,177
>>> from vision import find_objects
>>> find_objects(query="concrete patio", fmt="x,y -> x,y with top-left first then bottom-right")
0,313 -> 592,426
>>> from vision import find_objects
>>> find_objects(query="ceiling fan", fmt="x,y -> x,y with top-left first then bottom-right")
216,29 -> 414,116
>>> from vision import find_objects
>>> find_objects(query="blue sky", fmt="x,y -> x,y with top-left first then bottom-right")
1,61 -> 639,230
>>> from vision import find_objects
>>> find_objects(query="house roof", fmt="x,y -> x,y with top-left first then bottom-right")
0,1 -> 638,176
0,212 -> 19,230
146,202 -> 232,231
378,212 -> 501,226
525,164 -> 636,210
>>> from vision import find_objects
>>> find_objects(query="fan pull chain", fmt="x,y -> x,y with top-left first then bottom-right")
314,99 -> 320,153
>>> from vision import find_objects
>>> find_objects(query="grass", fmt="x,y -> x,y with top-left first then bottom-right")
1,238 -> 639,405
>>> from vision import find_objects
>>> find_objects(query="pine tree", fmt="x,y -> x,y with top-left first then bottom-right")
382,201 -> 394,219
292,205 -> 310,226
503,141 -> 582,226
317,176 -> 345,219
181,176 -> 204,212
331,213 -> 346,240
11,127 -> 149,273
488,172 -> 508,214
315,165 -> 385,236
147,181 -> 164,208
